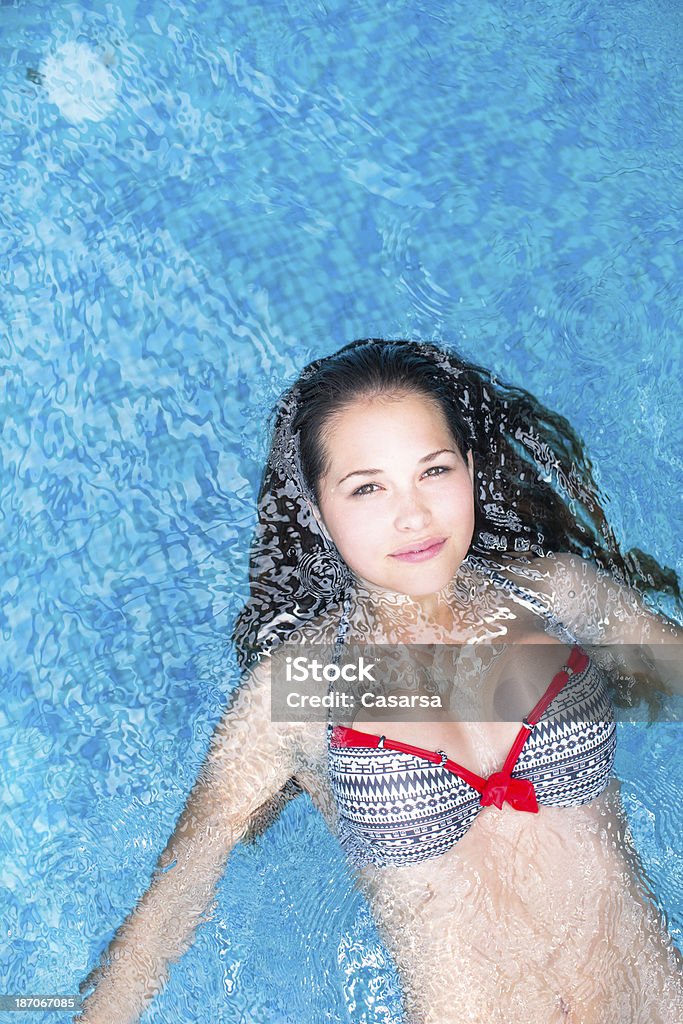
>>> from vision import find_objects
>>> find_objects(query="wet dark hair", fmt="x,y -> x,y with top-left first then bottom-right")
233,337 -> 681,707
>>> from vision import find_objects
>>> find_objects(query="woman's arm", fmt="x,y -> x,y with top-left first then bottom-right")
75,655 -> 298,1024
539,551 -> 683,696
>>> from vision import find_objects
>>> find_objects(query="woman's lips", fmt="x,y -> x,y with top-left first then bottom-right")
389,538 -> 447,563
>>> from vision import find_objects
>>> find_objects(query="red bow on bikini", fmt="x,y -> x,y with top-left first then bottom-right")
480,772 -> 539,813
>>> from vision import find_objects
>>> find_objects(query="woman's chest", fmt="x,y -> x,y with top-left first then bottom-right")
297,645 -> 616,881
331,635 -> 589,773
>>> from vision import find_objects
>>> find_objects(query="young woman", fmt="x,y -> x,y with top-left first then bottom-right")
77,338 -> 683,1023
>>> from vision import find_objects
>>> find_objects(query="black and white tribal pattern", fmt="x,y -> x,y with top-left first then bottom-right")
327,658 -> 616,869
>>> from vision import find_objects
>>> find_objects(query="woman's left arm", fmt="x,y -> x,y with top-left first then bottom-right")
541,551 -> 683,696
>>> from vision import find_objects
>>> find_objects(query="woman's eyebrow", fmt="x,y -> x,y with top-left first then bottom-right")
337,449 -> 458,486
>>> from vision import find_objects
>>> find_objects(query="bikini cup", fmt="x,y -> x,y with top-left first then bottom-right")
325,574 -> 617,868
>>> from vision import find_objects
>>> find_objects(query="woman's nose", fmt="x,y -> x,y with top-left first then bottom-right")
393,490 -> 431,530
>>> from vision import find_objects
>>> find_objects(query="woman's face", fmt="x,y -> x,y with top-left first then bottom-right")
312,391 -> 475,599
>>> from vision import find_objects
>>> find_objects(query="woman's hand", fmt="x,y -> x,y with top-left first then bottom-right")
75,925 -> 171,1024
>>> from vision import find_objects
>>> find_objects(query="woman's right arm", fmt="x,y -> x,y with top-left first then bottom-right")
75,655 -> 297,1024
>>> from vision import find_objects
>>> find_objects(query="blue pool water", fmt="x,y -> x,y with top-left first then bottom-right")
1,0 -> 682,1021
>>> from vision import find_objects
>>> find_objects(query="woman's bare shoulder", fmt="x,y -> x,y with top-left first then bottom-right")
265,608 -> 343,769
485,550 -> 588,592
475,551 -> 555,590
474,551 -> 590,619
485,550 -> 617,644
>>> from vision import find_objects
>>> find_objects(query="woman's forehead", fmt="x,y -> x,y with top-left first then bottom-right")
325,390 -> 448,436
321,395 -> 456,472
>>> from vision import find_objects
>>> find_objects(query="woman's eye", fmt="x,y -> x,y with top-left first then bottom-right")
351,466 -> 451,497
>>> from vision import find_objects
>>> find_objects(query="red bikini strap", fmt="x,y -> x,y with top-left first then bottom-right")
501,645 -> 589,775
524,645 -> 589,727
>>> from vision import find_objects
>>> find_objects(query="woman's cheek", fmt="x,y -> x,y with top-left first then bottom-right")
334,506 -> 367,553
345,508 -> 384,562
442,484 -> 474,524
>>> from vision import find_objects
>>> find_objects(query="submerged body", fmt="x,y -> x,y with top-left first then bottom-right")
77,345 -> 683,1024
291,560 -> 683,1024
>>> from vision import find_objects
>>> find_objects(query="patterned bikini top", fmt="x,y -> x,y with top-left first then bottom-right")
326,572 -> 617,868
